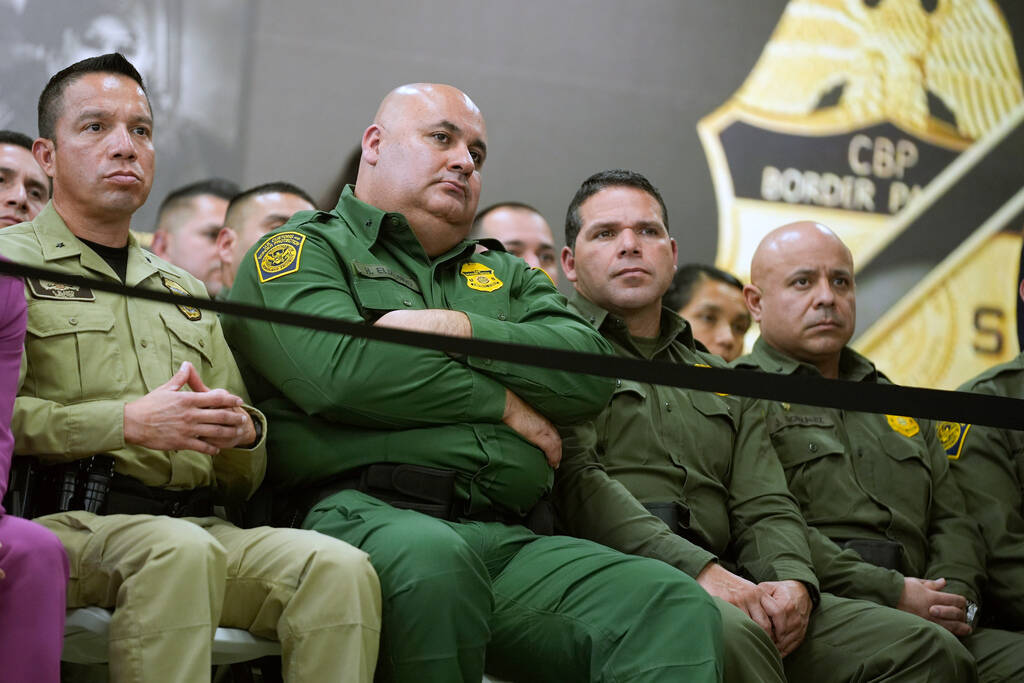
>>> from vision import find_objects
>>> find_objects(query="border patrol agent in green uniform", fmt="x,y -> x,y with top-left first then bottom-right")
734,220 -> 1024,682
945,278 -> 1024,631
4,54 -> 382,683
555,170 -> 976,683
224,84 -> 724,683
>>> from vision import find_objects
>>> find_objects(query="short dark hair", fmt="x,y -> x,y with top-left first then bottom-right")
564,169 -> 669,250
38,53 -> 148,141
0,130 -> 34,152
472,201 -> 542,236
225,181 -> 315,223
663,263 -> 744,312
156,178 -> 240,230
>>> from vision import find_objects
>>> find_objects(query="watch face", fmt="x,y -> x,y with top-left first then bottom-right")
966,602 -> 979,626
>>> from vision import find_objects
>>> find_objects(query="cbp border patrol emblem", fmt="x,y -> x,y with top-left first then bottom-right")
460,262 -> 503,292
885,415 -> 919,438
161,277 -> 201,321
937,421 -> 971,459
256,231 -> 306,283
698,0 -> 1024,389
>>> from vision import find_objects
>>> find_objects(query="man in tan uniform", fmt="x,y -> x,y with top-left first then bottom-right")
0,52 -> 381,683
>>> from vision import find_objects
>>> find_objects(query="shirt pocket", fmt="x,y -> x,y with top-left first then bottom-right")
160,311 -> 216,371
680,391 -> 737,469
874,429 -> 933,526
767,416 -> 858,519
351,277 -> 423,319
25,303 -> 125,402
599,379 -> 650,462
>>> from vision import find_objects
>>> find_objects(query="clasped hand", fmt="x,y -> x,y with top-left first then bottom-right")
123,361 -> 254,456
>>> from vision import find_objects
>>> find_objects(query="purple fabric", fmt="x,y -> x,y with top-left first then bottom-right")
0,268 -> 25,507
0,267 -> 69,682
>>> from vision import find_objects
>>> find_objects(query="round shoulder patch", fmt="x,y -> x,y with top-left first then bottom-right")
255,231 -> 306,283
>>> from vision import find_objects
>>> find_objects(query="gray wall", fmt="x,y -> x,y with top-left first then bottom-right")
239,0 -> 787,267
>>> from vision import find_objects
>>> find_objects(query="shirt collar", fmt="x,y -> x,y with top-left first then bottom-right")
567,289 -> 698,356
336,185 -> 477,265
750,336 -> 879,382
30,201 -> 160,285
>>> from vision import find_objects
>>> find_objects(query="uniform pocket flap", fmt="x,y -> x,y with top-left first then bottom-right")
612,378 -> 647,399
160,311 -> 215,364
26,304 -> 114,337
352,277 -> 420,312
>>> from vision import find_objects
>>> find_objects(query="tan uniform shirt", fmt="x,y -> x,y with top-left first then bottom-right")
0,202 -> 265,501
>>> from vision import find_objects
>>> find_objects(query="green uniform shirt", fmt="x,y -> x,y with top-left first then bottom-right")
948,352 -> 1024,628
555,292 -> 820,591
223,186 -> 615,516
0,203 -> 266,501
734,339 -> 986,606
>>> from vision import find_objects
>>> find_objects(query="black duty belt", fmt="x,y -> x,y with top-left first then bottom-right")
4,455 -> 214,519
835,537 -> 903,571
276,463 -> 457,528
104,474 -> 215,518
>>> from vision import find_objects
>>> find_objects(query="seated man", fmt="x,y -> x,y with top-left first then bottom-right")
224,83 -> 724,683
663,263 -> 750,361
734,221 -> 1024,682
946,272 -> 1024,632
0,129 -> 68,683
472,201 -> 560,285
556,169 -> 975,683
2,53 -> 381,682
213,181 -> 316,298
150,177 -> 239,296
1,130 -> 50,228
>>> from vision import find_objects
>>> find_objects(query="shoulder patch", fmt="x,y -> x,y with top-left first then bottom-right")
26,277 -> 94,301
886,414 -> 920,438
937,421 -> 971,460
255,231 -> 305,283
161,277 -> 201,321
460,262 -> 503,292
533,267 -> 555,286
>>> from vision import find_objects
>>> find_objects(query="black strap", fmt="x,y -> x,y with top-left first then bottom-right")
1,259 -> 1022,430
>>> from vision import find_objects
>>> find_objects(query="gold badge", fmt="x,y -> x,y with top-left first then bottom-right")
161,277 -> 201,321
937,421 -> 971,460
460,262 -> 503,292
886,414 -> 920,438
256,231 -> 306,283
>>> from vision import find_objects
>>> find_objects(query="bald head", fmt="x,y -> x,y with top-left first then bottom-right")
355,83 -> 487,256
744,221 -> 856,378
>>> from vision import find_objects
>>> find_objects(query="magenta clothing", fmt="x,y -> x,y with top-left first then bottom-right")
0,267 -> 69,683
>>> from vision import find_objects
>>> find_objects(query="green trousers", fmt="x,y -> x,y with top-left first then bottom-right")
963,627 -> 1024,682
305,490 -> 723,683
784,594 -> 977,682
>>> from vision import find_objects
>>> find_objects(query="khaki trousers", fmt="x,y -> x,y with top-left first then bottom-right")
39,512 -> 381,683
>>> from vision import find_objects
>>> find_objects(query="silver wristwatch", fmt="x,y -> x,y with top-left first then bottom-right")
965,600 -> 979,627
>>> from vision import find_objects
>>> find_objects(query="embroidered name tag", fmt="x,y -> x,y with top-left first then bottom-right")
352,261 -> 420,292
256,231 -> 305,283
161,277 -> 201,321
26,278 -> 95,301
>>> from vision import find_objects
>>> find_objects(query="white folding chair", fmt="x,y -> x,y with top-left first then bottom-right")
63,606 -> 281,665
